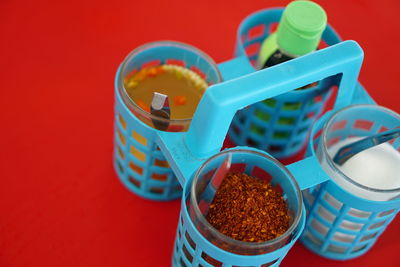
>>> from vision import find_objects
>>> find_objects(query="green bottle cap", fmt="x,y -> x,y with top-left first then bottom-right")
277,0 -> 327,56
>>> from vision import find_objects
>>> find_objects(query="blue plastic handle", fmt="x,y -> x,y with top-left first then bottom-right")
187,40 -> 364,158
157,41 -> 364,186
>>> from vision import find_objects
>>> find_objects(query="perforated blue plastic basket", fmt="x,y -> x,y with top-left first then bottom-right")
172,148 -> 306,267
228,8 -> 342,159
173,205 -> 304,267
300,104 -> 400,260
155,40 -> 368,266
113,41 -> 222,201
114,90 -> 183,201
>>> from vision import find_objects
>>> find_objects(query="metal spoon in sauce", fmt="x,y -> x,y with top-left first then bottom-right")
150,92 -> 170,131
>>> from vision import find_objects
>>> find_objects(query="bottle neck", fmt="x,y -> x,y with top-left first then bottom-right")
276,44 -> 304,58
257,32 -> 317,69
262,48 -> 294,69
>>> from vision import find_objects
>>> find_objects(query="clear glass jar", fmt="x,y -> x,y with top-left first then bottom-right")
117,41 -> 222,132
317,104 -> 400,202
188,149 -> 303,256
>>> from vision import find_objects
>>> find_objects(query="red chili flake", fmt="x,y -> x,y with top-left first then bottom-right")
174,95 -> 187,106
136,100 -> 150,112
147,67 -> 158,77
206,172 -> 290,243
156,66 -> 165,74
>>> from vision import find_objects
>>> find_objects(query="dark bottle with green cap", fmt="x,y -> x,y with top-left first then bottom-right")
258,0 -> 327,69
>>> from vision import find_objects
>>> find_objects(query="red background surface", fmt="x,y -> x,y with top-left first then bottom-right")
1,0 -> 399,266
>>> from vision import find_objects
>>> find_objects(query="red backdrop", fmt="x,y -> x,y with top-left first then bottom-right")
1,0 -> 399,266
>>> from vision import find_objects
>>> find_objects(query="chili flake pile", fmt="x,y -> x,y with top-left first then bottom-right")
206,172 -> 290,242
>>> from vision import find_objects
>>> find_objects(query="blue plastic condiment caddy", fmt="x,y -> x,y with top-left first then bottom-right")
113,7 -> 400,266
